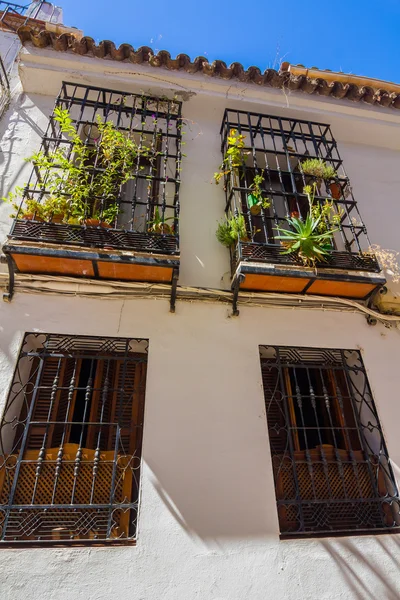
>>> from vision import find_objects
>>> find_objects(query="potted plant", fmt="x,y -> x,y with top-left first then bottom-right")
9,196 -> 45,221
274,184 -> 341,266
147,207 -> 175,234
5,106 -> 151,229
300,158 -> 337,181
300,158 -> 338,196
42,196 -> 72,223
246,171 -> 271,216
216,212 -> 247,247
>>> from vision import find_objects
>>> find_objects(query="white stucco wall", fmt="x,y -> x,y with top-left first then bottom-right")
0,46 -> 400,600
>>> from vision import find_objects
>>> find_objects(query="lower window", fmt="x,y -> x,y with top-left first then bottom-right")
0,333 -> 148,544
259,345 -> 400,536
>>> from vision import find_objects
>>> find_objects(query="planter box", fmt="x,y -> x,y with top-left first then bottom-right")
236,261 -> 385,300
3,240 -> 179,285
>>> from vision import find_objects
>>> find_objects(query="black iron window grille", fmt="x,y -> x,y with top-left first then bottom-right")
0,2 -> 28,17
260,345 -> 400,537
220,110 -> 380,273
0,1 -> 45,28
0,333 -> 148,544
10,82 -> 183,255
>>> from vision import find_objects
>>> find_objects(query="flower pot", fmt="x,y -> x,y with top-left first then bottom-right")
85,219 -> 100,227
50,213 -> 64,224
304,175 -> 322,194
329,182 -> 341,200
152,223 -> 171,234
85,219 -> 112,228
247,194 -> 261,216
22,214 -> 44,222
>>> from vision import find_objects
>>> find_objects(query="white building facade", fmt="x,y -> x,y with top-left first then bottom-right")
1,28 -> 400,600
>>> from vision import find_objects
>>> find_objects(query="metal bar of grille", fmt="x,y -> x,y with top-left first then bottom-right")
259,345 -> 400,537
0,333 -> 148,544
220,110 -> 380,274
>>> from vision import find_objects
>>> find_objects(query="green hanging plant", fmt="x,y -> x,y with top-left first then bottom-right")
214,129 -> 248,185
216,213 -> 247,247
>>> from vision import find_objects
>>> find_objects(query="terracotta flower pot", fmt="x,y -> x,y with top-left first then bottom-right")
50,213 -> 64,224
329,182 -> 341,200
85,218 -> 100,227
85,219 -> 112,228
22,214 -> 44,222
153,223 -> 171,234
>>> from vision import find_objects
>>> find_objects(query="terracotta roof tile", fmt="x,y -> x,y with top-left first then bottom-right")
16,27 -> 400,111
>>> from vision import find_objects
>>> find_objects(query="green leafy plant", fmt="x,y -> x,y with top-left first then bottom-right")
247,171 -> 271,215
301,158 -> 337,181
274,184 -> 339,266
214,129 -> 248,185
8,193 -> 45,220
5,107 -> 151,225
216,213 -> 247,247
41,195 -> 72,222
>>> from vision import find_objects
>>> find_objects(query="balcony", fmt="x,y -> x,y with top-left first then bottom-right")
2,82 -> 182,308
217,110 -> 385,312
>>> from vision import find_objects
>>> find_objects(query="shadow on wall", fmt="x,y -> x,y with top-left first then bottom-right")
0,91 -> 48,199
320,537 -> 400,600
147,454 -> 400,597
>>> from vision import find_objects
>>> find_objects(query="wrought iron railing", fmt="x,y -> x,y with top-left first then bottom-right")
260,345 -> 400,536
0,1 -> 29,16
0,1 -> 46,22
0,333 -> 148,544
220,110 -> 380,274
9,82 -> 183,256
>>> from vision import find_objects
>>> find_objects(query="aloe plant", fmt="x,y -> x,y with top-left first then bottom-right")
275,185 -> 338,266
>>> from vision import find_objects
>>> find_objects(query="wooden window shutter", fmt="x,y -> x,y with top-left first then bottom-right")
261,360 -> 288,455
25,357 -> 78,451
86,359 -> 117,450
109,359 -> 147,455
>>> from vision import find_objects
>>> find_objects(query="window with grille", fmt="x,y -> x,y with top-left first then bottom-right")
0,333 -> 148,544
259,345 -> 400,536
10,81 -> 182,255
220,110 -> 380,273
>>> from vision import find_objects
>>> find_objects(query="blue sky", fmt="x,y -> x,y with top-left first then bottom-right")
62,0 -> 399,83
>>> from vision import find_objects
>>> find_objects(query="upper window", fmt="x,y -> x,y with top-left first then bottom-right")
10,82 -> 182,255
0,333 -> 148,544
219,110 -> 379,274
260,345 -> 400,536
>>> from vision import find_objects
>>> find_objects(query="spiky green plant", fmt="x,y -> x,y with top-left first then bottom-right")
275,185 -> 338,266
